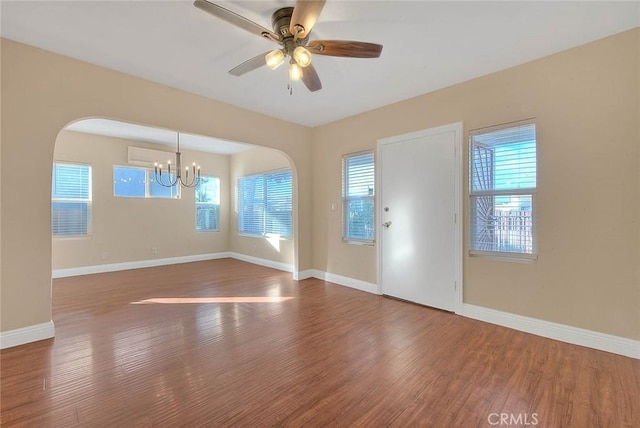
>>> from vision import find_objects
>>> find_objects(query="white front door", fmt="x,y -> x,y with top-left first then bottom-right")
378,123 -> 462,312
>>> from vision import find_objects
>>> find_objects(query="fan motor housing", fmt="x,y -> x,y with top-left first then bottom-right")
272,7 -> 294,38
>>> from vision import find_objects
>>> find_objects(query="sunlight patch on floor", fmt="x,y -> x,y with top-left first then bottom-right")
131,296 -> 295,304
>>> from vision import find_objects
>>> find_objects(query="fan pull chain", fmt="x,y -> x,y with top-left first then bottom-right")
287,80 -> 293,95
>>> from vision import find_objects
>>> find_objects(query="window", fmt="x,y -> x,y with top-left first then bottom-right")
196,176 -> 220,231
52,163 -> 91,236
469,120 -> 537,257
238,170 -> 292,238
113,166 -> 178,198
342,151 -> 375,243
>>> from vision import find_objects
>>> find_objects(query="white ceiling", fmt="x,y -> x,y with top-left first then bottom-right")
2,1 -> 639,128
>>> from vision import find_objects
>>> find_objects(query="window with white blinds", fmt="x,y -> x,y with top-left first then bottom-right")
342,151 -> 375,243
52,163 -> 92,236
196,176 -> 220,232
238,170 -> 292,238
469,121 -> 537,257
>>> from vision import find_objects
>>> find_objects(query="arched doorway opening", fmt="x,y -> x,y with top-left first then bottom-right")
52,117 -> 299,280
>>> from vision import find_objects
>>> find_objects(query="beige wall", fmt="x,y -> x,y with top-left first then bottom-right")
53,130 -> 230,269
1,29 -> 638,343
311,28 -> 640,340
1,38 -> 312,333
229,147 -> 294,266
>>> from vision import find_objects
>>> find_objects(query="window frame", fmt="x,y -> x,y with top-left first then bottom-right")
52,162 -> 92,238
195,175 -> 221,232
342,150 -> 376,245
113,165 -> 180,199
237,169 -> 293,239
468,119 -> 538,261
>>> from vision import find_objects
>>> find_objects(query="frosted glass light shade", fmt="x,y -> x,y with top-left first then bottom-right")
293,46 -> 312,67
289,62 -> 303,81
265,49 -> 285,70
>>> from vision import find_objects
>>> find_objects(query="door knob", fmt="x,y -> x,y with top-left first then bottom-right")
382,221 -> 392,228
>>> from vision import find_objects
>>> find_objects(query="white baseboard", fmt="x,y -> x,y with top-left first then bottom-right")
52,252 -> 231,278
461,304 -> 639,359
0,321 -> 55,349
228,252 -> 294,273
309,270 -> 379,295
294,269 -> 316,280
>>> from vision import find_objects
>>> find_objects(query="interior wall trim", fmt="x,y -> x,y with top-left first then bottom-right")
306,269 -> 379,295
52,252 -> 231,278
294,269 -> 315,280
227,252 -> 294,273
307,271 -> 638,359
461,303 -> 639,359
0,321 -> 55,350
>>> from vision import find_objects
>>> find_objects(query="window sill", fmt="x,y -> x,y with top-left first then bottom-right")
53,235 -> 91,241
342,239 -> 375,246
239,233 -> 292,241
469,250 -> 537,263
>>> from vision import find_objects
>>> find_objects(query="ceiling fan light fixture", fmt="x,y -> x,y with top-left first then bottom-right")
289,61 -> 303,81
293,46 -> 312,67
265,49 -> 285,70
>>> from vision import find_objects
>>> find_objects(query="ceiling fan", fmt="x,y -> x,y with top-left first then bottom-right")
193,0 -> 383,92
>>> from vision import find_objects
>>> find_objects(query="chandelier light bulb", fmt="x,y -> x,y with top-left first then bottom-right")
293,46 -> 312,67
265,49 -> 285,70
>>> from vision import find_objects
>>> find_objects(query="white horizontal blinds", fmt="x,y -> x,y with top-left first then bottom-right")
52,163 -> 91,236
238,171 -> 292,237
265,171 -> 292,237
471,123 -> 536,193
238,174 -> 265,235
343,152 -> 375,242
196,176 -> 220,231
470,122 -> 536,254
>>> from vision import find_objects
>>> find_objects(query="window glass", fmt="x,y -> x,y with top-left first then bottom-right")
114,166 -> 178,199
238,171 -> 292,237
52,163 -> 91,236
196,176 -> 220,231
470,121 -> 537,256
265,171 -> 293,237
342,152 -> 375,243
150,173 -> 178,198
113,166 -> 145,198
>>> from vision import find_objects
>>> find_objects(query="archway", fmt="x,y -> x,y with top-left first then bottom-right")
52,118 -> 298,279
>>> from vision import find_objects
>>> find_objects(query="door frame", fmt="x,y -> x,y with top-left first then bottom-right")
376,122 -> 464,314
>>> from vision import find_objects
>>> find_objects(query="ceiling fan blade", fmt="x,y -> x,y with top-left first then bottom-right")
228,52 -> 270,76
289,0 -> 326,39
307,40 -> 383,58
194,0 -> 280,42
301,63 -> 322,92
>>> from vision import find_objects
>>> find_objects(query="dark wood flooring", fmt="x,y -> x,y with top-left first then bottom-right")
1,259 -> 638,427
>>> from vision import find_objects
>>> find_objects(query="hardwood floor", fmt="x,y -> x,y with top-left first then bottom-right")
1,259 -> 638,427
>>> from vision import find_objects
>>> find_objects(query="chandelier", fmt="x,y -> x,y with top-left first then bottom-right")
154,132 -> 201,188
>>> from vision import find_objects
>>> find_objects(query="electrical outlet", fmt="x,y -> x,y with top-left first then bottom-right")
152,247 -> 158,255
101,252 -> 108,261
